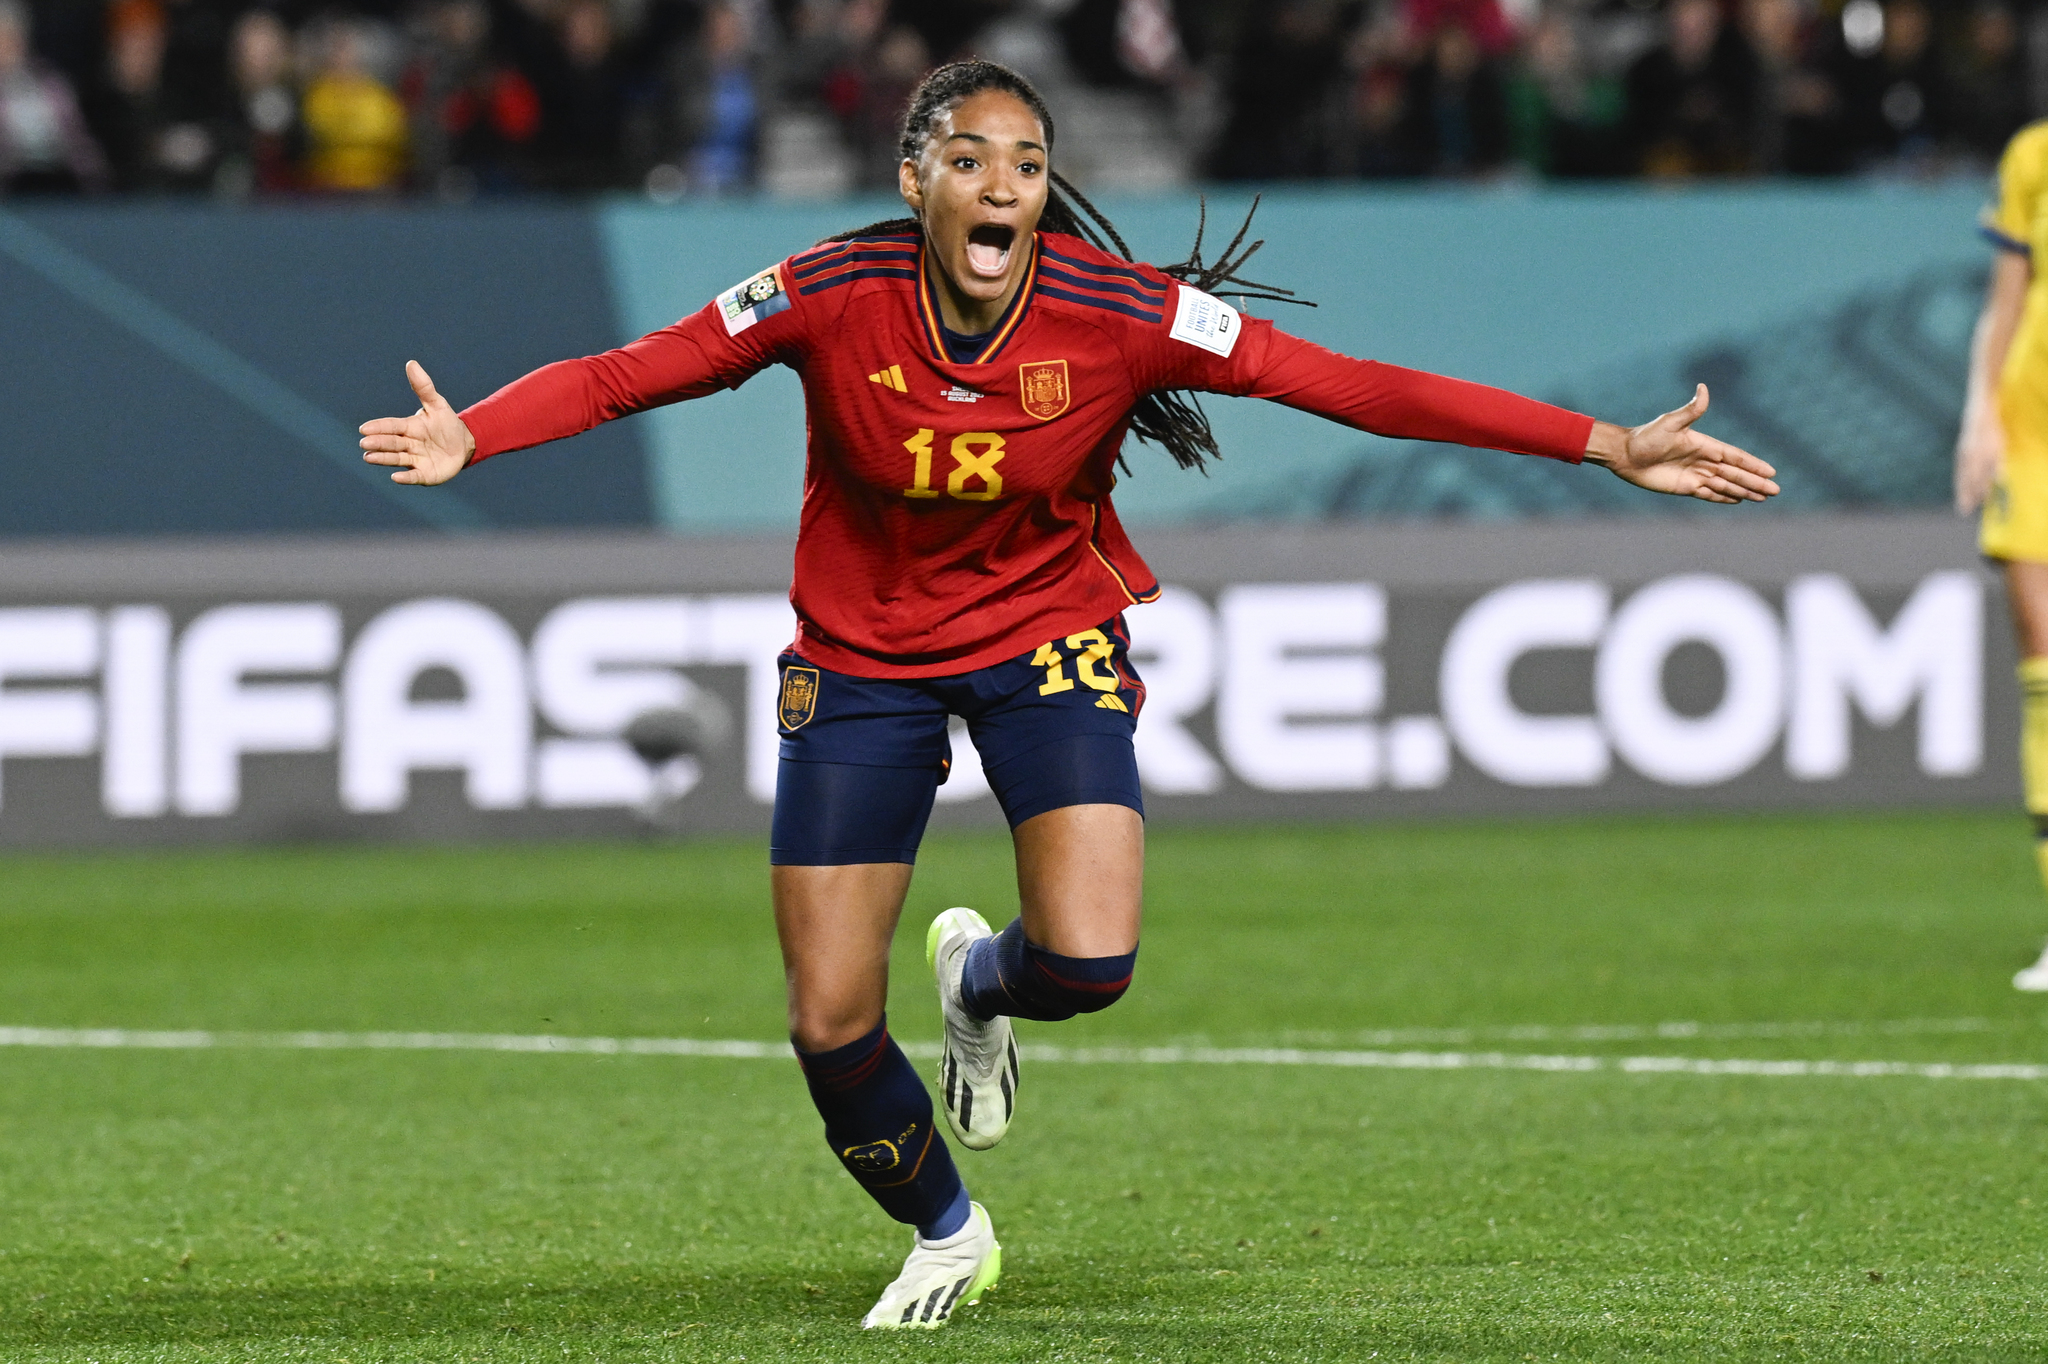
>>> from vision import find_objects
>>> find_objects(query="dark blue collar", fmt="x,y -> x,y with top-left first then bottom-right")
938,321 -> 994,364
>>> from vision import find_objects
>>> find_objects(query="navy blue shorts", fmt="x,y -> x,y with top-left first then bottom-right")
770,617 -> 1146,866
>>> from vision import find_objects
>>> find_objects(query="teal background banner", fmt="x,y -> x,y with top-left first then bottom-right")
1,185 -> 1994,538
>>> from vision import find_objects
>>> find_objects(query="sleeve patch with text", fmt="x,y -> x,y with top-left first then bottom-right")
717,266 -> 792,336
1168,285 -> 1241,358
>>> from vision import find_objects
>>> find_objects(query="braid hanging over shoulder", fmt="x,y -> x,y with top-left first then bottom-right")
822,60 -> 1314,474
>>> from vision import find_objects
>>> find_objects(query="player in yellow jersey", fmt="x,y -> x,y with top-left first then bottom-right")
1959,120 -> 2048,990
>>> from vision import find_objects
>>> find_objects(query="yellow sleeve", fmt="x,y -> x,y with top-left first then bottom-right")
1983,124 -> 2048,254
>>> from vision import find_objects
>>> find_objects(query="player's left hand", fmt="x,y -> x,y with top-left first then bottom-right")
1590,385 -> 1779,504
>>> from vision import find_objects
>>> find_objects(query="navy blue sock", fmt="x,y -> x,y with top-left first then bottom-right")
923,1185 -> 972,1241
959,918 -> 1138,1022
794,1017 -> 967,1235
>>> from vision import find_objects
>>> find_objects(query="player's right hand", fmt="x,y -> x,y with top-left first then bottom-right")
359,361 -> 476,486
1954,414 -> 2005,515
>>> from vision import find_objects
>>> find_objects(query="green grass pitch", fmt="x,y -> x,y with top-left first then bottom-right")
6,810 -> 2048,1361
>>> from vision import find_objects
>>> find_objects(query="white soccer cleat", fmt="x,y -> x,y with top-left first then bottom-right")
926,906 -> 1019,1151
860,1200 -> 1002,1329
2016,941 -> 2048,991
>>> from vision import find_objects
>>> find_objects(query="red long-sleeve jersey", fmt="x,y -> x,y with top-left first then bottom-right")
463,230 -> 1594,677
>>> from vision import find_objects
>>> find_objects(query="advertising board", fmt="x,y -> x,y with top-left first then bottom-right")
0,513 -> 2008,848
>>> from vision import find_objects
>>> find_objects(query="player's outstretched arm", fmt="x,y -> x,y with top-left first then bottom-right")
358,361 -> 476,487
1584,385 -> 1778,504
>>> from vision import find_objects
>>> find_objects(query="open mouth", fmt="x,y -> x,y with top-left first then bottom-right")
964,224 -> 1016,279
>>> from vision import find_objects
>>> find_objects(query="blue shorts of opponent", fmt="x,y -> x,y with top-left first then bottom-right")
771,617 -> 1146,866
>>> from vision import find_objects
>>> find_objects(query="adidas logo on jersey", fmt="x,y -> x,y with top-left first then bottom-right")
868,365 -> 908,392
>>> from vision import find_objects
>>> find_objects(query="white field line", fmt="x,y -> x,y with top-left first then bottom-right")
1,1025 -> 2044,1082
1276,1017 -> 2002,1047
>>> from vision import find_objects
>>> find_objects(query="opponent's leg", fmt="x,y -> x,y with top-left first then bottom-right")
2005,561 -> 2048,990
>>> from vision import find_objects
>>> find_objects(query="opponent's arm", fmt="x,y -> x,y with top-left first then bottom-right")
1242,330 -> 1778,504
1956,250 -> 2031,514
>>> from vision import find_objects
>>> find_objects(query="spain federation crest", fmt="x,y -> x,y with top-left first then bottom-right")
1017,359 -> 1070,420
779,665 -> 820,730
839,1138 -> 901,1174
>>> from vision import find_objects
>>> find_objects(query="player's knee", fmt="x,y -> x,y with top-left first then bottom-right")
788,1001 -> 883,1057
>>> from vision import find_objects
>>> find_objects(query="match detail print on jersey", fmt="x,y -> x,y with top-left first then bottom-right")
1168,285 -> 1241,358
1018,361 -> 1071,420
718,266 -> 791,337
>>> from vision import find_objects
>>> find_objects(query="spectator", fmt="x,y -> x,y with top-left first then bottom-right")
0,0 -> 105,192
536,0 -> 628,189
215,9 -> 300,194
1507,7 -> 1628,178
1947,0 -> 2026,163
1055,0 -> 1191,89
782,0 -> 858,110
850,21 -> 927,187
891,0 -> 1007,65
1626,0 -> 1759,177
301,18 -> 408,190
657,0 -> 759,194
1834,0 -> 1944,168
470,0 -> 635,191
92,0 -> 169,188
1741,0 -> 1845,174
1404,0 -> 1516,59
402,0 -> 539,195
13,0 -> 2047,196
1405,18 -> 1507,176
1335,5 -> 1421,178
1209,0 -> 1350,180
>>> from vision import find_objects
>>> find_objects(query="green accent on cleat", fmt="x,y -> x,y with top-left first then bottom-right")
925,910 -> 947,971
963,1243 -> 1002,1307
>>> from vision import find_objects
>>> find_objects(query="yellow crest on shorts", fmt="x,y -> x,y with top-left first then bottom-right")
780,666 -> 820,730
1018,360 -> 1070,420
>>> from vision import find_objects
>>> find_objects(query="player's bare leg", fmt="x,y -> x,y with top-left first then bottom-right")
774,861 -> 912,1052
2002,561 -> 2048,990
1012,803 -> 1144,956
930,804 -> 1144,1149
775,863 -> 998,1328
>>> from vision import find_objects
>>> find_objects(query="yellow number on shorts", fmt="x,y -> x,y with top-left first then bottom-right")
1065,629 -> 1118,692
1033,642 -> 1073,695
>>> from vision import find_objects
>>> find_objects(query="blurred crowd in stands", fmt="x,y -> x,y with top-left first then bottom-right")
0,0 -> 2040,198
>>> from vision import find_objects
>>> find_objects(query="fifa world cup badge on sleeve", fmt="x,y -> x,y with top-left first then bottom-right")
1169,285 -> 1241,358
718,266 -> 791,336
1017,360 -> 1071,420
779,665 -> 820,730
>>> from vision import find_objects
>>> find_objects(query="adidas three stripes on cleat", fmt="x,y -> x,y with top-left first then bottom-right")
926,906 -> 1020,1151
860,1201 -> 1002,1329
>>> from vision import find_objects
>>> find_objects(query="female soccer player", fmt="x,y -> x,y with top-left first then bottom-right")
1958,119 -> 2048,992
361,60 -> 1778,1329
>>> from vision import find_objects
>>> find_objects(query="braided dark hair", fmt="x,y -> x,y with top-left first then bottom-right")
825,59 -> 1311,474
